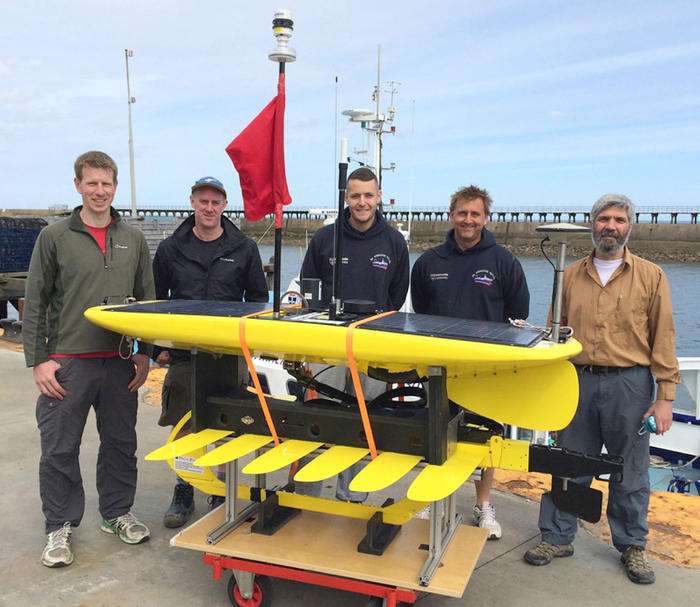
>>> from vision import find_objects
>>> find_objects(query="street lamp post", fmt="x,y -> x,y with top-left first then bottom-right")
124,49 -> 137,217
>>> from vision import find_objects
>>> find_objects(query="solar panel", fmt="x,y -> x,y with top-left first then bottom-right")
105,301 -> 544,347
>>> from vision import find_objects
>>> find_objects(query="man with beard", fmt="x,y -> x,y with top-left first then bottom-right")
524,194 -> 680,585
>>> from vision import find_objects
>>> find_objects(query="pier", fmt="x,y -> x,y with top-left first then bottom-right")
103,205 -> 700,224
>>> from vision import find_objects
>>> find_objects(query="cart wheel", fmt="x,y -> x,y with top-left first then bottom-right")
227,574 -> 273,607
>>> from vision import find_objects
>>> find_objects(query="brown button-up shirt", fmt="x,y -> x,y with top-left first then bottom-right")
561,248 -> 680,400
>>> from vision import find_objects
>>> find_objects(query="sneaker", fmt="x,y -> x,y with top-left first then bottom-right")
621,546 -> 655,584
524,540 -> 574,565
163,483 -> 194,528
473,501 -> 502,540
207,494 -> 225,511
414,505 -> 431,520
100,512 -> 150,545
41,522 -> 73,568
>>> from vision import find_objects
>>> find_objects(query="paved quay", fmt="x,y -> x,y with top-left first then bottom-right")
1,343 -> 697,607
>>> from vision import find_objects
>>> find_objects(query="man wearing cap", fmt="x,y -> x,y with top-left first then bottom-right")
153,176 -> 268,527
524,194 -> 680,585
411,185 -> 529,539
24,151 -> 155,568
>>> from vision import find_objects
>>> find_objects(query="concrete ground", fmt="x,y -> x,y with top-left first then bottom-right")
1,344 -> 697,607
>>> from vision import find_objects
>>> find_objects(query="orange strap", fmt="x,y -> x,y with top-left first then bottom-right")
238,308 -> 284,446
345,310 -> 397,459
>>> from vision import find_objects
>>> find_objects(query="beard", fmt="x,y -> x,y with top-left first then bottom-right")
592,227 -> 630,255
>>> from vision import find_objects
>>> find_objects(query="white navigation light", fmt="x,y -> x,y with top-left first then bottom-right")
269,9 -> 296,62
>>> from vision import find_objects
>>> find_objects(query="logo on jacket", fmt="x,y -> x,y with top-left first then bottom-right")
370,254 -> 390,270
113,243 -> 128,249
220,257 -> 235,263
429,273 -> 449,281
472,269 -> 495,286
329,256 -> 349,266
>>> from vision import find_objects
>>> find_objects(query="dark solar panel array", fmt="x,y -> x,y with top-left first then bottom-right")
362,312 -> 544,347
105,301 -> 544,347
105,300 -> 270,317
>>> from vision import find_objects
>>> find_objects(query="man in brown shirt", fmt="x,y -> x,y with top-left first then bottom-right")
524,194 -> 680,585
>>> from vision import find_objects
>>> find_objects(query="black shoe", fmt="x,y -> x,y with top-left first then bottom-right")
207,494 -> 225,511
621,546 -> 655,584
163,483 -> 194,528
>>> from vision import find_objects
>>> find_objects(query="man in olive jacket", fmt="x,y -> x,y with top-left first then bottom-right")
23,151 -> 155,568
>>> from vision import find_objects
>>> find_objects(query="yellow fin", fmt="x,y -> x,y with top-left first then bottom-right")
193,434 -> 273,467
242,439 -> 323,474
294,446 -> 369,482
145,428 -> 234,461
448,360 -> 578,430
406,444 -> 488,502
348,452 -> 422,493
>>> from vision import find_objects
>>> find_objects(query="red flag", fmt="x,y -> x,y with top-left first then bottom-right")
226,73 -> 292,226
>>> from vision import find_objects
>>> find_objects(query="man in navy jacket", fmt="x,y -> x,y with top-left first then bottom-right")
299,168 -> 409,501
153,176 -> 268,527
411,185 -> 529,538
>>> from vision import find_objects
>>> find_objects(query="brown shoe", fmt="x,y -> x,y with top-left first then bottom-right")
621,546 -> 655,584
524,540 -> 574,565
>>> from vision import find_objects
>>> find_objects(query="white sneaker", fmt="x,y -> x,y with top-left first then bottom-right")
41,522 -> 74,567
473,501 -> 502,540
414,505 -> 431,520
100,511 -> 150,544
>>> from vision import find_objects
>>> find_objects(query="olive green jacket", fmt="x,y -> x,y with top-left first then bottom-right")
23,206 -> 155,367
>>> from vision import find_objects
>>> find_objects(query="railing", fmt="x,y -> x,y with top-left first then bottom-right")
115,205 -> 700,224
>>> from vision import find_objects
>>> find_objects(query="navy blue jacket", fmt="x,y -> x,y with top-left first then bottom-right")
411,228 -> 529,322
153,214 -> 268,358
301,208 -> 409,311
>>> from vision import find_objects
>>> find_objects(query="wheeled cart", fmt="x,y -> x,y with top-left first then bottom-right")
172,506 -> 487,606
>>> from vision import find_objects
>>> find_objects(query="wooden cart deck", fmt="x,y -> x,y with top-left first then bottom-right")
172,506 -> 488,598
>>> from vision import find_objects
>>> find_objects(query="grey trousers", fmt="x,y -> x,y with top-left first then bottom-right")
36,357 -> 138,533
538,365 -> 653,552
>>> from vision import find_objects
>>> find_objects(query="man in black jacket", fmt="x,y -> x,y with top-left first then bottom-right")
411,185 -> 529,539
153,176 -> 268,527
299,167 -> 409,501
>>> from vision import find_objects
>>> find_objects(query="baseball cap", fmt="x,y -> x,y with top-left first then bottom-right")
191,176 -> 227,197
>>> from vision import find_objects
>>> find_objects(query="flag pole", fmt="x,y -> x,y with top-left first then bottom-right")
268,10 -> 296,318
271,61 -> 285,318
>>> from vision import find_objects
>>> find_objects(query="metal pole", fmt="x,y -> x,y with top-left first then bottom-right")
267,9 -> 296,318
551,241 -> 567,343
375,44 -> 383,215
330,139 -> 348,320
272,61 -> 285,319
124,49 -> 137,217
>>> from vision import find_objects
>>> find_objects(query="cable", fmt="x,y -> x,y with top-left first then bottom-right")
473,533 -> 541,571
540,236 -> 556,270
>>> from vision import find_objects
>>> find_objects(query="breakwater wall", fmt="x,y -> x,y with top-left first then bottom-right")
240,218 -> 700,262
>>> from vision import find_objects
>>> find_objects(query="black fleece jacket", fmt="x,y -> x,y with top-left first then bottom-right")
152,214 -> 268,358
301,208 -> 409,311
411,228 -> 529,322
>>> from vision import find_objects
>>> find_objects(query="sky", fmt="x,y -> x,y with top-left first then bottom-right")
2,1 -> 700,212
